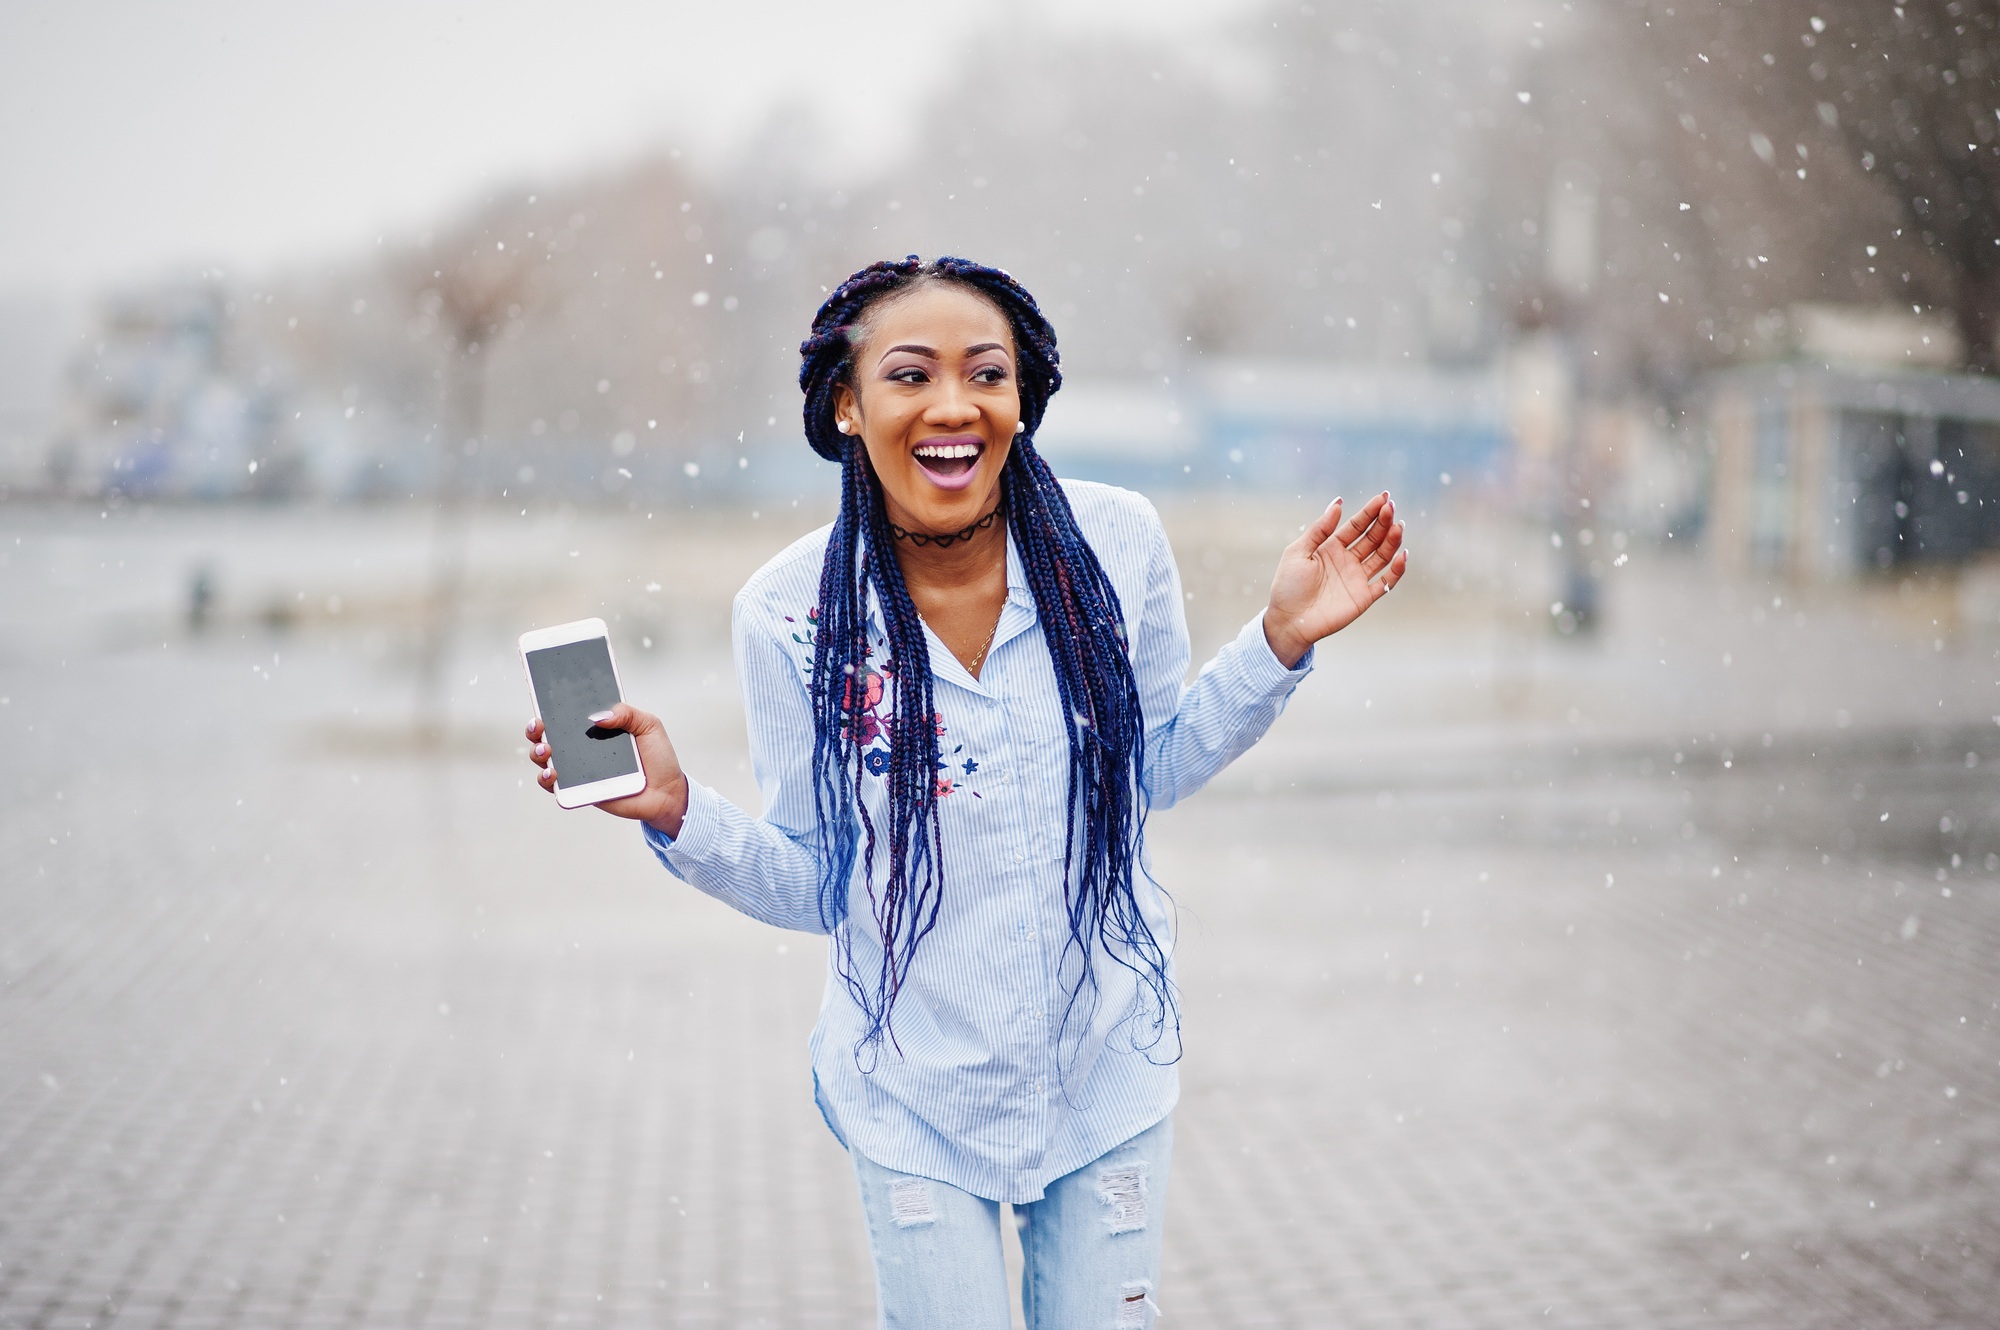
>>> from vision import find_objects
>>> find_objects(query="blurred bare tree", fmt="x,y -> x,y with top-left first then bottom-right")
220,0 -> 2000,524
409,233 -> 537,745
1512,0 -> 2000,384
1752,0 -> 2000,370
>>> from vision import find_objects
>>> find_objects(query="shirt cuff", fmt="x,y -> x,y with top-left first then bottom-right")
1234,612 -> 1315,689
640,778 -> 722,868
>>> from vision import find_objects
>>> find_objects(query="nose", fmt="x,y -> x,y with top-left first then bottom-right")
922,376 -> 981,429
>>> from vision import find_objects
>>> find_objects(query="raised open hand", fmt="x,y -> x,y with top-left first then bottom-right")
1261,492 -> 1408,667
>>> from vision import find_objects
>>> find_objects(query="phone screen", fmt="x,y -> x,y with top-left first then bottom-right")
525,637 -> 641,788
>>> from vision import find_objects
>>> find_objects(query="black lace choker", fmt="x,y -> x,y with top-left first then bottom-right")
887,499 -> 1006,548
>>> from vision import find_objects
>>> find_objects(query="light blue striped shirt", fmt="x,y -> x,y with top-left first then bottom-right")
643,480 -> 1312,1202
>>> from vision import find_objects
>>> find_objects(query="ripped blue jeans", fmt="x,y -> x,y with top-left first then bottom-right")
850,1116 -> 1171,1330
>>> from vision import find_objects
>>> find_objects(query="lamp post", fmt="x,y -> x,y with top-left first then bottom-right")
1544,171 -> 1601,636
412,245 -> 532,747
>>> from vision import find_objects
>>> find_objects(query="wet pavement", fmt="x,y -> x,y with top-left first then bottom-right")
1,499 -> 1996,1327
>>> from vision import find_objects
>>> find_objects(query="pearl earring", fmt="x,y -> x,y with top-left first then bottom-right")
1014,421 -> 1025,434
836,420 -> 851,435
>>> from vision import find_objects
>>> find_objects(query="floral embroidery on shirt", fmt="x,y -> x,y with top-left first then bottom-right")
784,606 -> 986,799
937,736 -> 986,799
785,605 -> 821,647
848,659 -> 898,768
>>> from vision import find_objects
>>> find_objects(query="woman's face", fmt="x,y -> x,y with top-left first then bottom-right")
834,281 -> 1020,538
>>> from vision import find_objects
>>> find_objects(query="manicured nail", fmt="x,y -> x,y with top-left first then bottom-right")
535,743 -> 549,759
587,710 -> 615,724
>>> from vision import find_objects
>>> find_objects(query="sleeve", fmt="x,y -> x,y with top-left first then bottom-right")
1127,502 -> 1314,810
638,585 -> 832,934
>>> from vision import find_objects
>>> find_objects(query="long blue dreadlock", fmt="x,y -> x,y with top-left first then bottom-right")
797,255 -> 1176,1069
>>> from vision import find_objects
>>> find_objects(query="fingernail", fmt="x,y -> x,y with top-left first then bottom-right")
587,710 -> 614,724
535,743 -> 549,758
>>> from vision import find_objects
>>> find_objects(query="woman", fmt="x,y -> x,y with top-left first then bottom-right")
525,255 -> 1406,1327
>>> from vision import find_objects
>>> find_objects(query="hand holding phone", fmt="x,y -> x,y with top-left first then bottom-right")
520,619 -> 688,831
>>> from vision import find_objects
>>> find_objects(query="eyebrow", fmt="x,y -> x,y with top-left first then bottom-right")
878,341 -> 1011,361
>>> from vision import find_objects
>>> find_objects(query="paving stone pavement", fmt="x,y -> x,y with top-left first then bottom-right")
3,504 -> 1998,1328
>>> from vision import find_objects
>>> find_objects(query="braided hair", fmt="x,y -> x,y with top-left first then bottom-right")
797,256 -> 1175,1070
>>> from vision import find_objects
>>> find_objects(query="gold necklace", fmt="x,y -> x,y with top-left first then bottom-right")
966,613 -> 1001,675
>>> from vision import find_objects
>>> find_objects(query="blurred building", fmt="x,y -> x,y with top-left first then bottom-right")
50,282 -> 306,499
1037,359 -> 1510,500
1034,382 -> 1199,492
0,294 -> 83,495
1705,305 -> 2000,577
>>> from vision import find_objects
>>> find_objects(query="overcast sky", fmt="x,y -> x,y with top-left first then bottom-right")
0,0 -> 1257,295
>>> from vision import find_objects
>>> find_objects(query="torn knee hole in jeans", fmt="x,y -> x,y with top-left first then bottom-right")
1095,1162 -> 1149,1234
1116,1279 -> 1155,1328
887,1177 -> 936,1228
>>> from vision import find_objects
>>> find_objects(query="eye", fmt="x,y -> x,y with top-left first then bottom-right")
970,364 -> 1010,384
886,366 -> 930,384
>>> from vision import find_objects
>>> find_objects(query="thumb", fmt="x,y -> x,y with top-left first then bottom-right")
586,703 -> 640,732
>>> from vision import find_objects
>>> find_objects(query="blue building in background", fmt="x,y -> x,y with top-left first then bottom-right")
51,282 -> 306,499
1034,359 -> 1510,500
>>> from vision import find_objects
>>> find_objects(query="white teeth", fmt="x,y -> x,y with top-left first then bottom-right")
914,442 -> 981,460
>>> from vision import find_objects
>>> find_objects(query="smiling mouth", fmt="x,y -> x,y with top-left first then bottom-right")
912,438 -> 984,480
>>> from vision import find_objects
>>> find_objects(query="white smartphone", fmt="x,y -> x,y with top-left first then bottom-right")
518,617 -> 647,809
